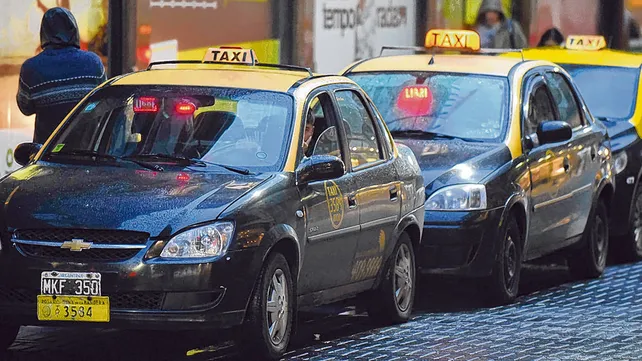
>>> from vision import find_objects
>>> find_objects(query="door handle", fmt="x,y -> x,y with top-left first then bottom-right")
389,185 -> 398,201
348,194 -> 357,209
563,156 -> 571,172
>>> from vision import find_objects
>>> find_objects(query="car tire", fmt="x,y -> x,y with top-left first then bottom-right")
0,325 -> 19,351
484,215 -> 522,305
238,252 -> 294,360
367,232 -> 416,324
614,185 -> 642,262
568,200 -> 609,279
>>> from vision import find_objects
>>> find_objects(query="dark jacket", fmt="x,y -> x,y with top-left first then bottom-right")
17,7 -> 107,144
475,0 -> 528,49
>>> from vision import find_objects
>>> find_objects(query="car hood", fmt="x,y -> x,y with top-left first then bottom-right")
394,138 -> 512,192
602,119 -> 638,153
0,163 -> 269,238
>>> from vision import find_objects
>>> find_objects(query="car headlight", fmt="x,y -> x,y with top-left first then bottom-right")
426,184 -> 487,211
614,151 -> 628,175
160,222 -> 234,258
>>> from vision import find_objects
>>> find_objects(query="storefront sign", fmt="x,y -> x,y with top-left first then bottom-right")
314,0 -> 416,73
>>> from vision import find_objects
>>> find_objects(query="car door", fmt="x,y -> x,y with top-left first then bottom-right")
332,88 -> 401,284
297,90 -> 361,295
523,73 -> 575,257
543,70 -> 601,244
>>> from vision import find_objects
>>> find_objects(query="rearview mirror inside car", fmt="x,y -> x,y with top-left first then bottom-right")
296,155 -> 345,185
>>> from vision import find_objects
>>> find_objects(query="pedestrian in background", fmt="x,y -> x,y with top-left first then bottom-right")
538,28 -> 565,47
17,7 -> 106,144
475,0 -> 528,49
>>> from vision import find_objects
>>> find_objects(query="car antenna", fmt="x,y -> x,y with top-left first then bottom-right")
428,48 -> 436,65
608,35 -> 613,48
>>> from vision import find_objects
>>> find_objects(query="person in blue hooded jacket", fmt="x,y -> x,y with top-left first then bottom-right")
17,7 -> 107,144
475,0 -> 528,49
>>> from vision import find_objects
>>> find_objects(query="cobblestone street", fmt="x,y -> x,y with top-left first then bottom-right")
5,260 -> 642,360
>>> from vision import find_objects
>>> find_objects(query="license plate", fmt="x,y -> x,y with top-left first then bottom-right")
37,295 -> 110,322
40,271 -> 101,296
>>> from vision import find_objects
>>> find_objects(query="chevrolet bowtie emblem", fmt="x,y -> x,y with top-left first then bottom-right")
61,239 -> 93,252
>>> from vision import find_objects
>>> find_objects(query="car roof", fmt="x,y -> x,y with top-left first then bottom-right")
111,65 -> 313,93
344,54 -> 525,77
502,48 -> 642,68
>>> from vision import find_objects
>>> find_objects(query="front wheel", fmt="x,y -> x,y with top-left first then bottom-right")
367,232 -> 416,324
238,253 -> 294,360
613,185 -> 642,262
484,216 -> 523,305
568,201 -> 609,279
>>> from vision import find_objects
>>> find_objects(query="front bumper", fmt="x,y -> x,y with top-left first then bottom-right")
0,243 -> 261,330
417,207 -> 505,277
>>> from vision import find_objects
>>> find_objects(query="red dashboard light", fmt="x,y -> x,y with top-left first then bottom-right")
134,96 -> 158,112
396,85 -> 433,117
175,102 -> 196,115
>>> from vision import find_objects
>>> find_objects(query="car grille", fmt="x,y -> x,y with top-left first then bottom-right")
0,288 -> 164,310
14,229 -> 149,245
16,244 -> 142,262
12,229 -> 149,262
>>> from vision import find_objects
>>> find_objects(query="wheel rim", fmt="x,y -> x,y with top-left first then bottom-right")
393,243 -> 413,313
593,215 -> 608,268
266,268 -> 288,346
504,235 -> 517,289
634,193 -> 642,253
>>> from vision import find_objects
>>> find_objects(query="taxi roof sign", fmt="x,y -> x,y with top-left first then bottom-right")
203,47 -> 258,65
565,35 -> 606,51
425,29 -> 481,52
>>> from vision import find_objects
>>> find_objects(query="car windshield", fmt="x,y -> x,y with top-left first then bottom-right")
347,72 -> 509,142
43,85 -> 294,173
560,64 -> 640,120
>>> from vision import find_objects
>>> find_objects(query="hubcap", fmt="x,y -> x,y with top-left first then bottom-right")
504,235 -> 517,288
393,244 -> 413,313
266,269 -> 288,346
593,216 -> 608,268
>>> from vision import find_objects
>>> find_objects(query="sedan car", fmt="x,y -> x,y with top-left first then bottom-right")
502,36 -> 642,262
0,47 -> 425,359
342,29 -> 614,304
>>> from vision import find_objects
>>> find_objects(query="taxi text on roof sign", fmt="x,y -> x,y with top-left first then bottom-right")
203,47 -> 258,65
565,35 -> 606,51
424,29 -> 481,51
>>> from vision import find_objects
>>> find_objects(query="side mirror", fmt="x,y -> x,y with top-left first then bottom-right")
14,143 -> 42,167
296,155 -> 345,185
537,121 -> 572,145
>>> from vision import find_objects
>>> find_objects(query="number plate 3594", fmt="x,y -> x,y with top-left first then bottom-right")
37,295 -> 110,322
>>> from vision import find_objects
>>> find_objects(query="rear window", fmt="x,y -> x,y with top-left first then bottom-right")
347,72 -> 509,142
560,64 -> 640,120
46,85 -> 294,172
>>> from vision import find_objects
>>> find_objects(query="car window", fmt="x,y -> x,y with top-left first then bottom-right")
348,72 -> 509,142
545,72 -> 583,128
334,90 -> 383,169
525,84 -> 556,136
303,93 -> 343,161
44,85 -> 294,172
560,64 -> 639,120
366,97 -> 394,159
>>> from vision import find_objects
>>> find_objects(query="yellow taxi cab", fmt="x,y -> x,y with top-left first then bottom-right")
502,36 -> 642,262
1,47 -> 426,359
341,29 -> 614,304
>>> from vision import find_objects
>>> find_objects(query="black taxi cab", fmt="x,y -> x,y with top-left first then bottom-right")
342,30 -> 615,304
501,36 -> 642,262
0,47 -> 425,359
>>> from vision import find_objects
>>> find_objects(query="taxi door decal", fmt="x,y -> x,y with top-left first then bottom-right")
324,180 -> 344,229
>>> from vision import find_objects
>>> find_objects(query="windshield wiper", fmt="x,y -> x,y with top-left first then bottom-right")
390,130 -> 484,143
127,154 -> 254,175
49,149 -> 164,172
